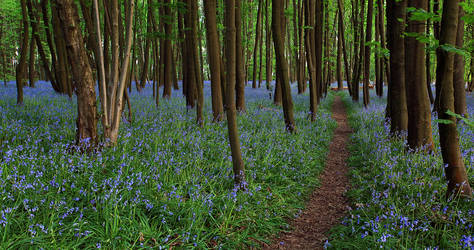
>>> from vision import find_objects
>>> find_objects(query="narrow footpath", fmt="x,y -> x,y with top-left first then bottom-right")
266,96 -> 352,249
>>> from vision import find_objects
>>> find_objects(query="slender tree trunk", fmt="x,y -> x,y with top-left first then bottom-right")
56,0 -> 98,146
28,35 -> 36,87
139,0 -> 153,90
273,0 -> 296,132
224,0 -> 246,188
162,0 -> 173,99
190,0 -> 204,124
265,0 -> 272,90
405,0 -> 434,151
315,0 -> 323,103
235,0 -> 246,112
204,0 -> 224,122
337,16 -> 343,91
363,0 -> 373,107
453,0 -> 467,117
437,0 -> 472,198
305,0 -> 317,121
338,0 -> 352,96
386,0 -> 408,134
252,0 -> 263,89
16,0 -> 29,105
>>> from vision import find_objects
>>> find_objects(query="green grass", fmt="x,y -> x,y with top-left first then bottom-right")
0,84 -> 337,248
326,92 -> 473,249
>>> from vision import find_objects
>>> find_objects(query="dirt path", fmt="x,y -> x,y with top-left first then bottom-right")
265,96 -> 352,249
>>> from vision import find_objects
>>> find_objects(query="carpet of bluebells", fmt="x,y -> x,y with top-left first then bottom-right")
0,81 -> 336,248
327,90 -> 473,249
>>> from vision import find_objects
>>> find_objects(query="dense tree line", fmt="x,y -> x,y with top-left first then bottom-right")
1,0 -> 472,196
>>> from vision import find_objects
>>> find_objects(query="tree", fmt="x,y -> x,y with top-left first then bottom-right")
386,0 -> 408,135
204,0 -> 224,122
273,0 -> 296,132
224,0 -> 245,188
161,0 -> 174,99
252,0 -> 263,89
405,0 -> 434,151
304,0 -> 318,121
235,0 -> 246,112
16,0 -> 29,105
453,0 -> 467,117
56,0 -> 98,146
363,0 -> 373,107
436,0 -> 472,198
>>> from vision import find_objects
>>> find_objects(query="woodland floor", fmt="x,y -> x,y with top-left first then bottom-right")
266,96 -> 352,249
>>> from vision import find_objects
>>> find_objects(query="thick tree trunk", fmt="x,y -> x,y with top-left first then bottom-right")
436,0 -> 472,198
387,0 -> 408,134
16,0 -> 29,105
405,0 -> 434,151
204,0 -> 225,122
453,1 -> 467,117
56,0 -> 98,146
224,0 -> 246,188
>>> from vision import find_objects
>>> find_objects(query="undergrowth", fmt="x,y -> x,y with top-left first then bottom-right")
0,82 -> 337,248
327,92 -> 473,249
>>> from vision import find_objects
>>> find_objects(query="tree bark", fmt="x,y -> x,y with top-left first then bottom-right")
387,0 -> 408,134
363,0 -> 373,107
265,0 -> 273,90
162,0 -> 173,99
305,0 -> 317,121
436,0 -> 472,198
338,0 -> 352,96
235,0 -> 246,112
252,0 -> 263,89
405,0 -> 434,151
28,35 -> 36,87
273,0 -> 296,133
204,0 -> 225,122
56,0 -> 98,146
16,0 -> 29,105
337,15 -> 343,91
453,1 -> 467,117
225,0 -> 246,188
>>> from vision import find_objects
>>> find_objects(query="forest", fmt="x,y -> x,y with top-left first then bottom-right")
0,0 -> 473,248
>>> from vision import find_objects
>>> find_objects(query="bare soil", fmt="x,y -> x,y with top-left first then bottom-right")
264,96 -> 352,249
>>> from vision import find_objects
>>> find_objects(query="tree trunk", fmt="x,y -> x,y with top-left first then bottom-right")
436,0 -> 472,198
204,0 -> 225,122
28,35 -> 36,88
453,1 -> 467,117
162,0 -> 173,99
337,15 -> 343,91
305,0 -> 317,121
338,0 -> 352,96
387,0 -> 408,134
224,0 -> 246,188
315,0 -> 323,103
252,0 -> 263,89
425,1 -> 434,104
363,0 -> 373,107
56,0 -> 98,146
273,0 -> 296,133
16,0 -> 29,105
235,0 -> 246,112
405,0 -> 434,151
265,0 -> 272,90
